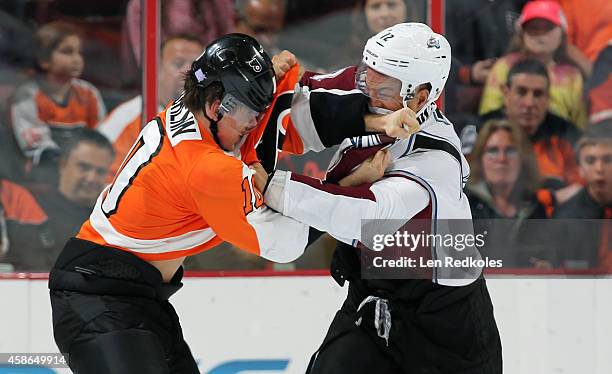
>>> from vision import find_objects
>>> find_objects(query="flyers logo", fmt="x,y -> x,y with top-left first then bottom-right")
248,56 -> 263,73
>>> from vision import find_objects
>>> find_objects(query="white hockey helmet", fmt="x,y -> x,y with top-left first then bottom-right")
359,23 -> 451,106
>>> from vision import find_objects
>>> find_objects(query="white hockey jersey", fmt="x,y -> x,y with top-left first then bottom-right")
266,103 -> 482,286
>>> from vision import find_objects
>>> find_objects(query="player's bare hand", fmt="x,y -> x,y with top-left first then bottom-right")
272,50 -> 298,80
249,162 -> 268,192
339,149 -> 390,187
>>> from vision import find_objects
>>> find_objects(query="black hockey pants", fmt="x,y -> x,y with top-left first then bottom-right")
49,238 -> 200,374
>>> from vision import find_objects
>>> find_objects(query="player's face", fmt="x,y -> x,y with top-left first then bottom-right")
522,19 -> 563,57
504,73 -> 549,135
216,100 -> 262,151
365,0 -> 407,34
579,143 -> 612,205
357,66 -> 404,111
43,35 -> 84,79
159,39 -> 203,106
59,142 -> 114,207
482,129 -> 521,189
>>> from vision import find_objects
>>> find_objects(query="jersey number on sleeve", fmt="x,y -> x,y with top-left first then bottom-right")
101,119 -> 164,217
241,176 -> 264,215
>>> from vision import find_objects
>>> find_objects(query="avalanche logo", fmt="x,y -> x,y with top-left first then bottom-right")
248,56 -> 263,73
427,37 -> 440,49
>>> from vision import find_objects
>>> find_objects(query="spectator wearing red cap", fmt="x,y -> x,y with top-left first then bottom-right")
480,0 -> 588,129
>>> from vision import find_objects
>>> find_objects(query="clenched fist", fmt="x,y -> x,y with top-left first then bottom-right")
249,162 -> 268,192
365,107 -> 420,139
272,50 -> 298,80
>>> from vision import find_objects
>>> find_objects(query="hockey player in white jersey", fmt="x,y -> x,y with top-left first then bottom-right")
263,23 -> 502,373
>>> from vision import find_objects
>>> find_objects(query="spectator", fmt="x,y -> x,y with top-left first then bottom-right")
466,119 -> 554,267
98,34 -> 203,178
445,0 -> 526,117
475,58 -> 582,203
339,0 -> 423,68
9,21 -> 106,166
555,0 -> 612,62
0,177 -> 54,271
479,0 -> 587,129
553,121 -> 612,270
125,0 -> 234,67
587,42 -> 612,124
235,0 -> 285,55
35,129 -> 113,264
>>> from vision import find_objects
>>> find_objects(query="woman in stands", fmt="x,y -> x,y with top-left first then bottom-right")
467,118 -> 555,268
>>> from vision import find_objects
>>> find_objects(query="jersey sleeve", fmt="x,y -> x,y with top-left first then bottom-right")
187,152 -> 309,263
86,82 -> 107,127
9,83 -> 59,163
252,65 -> 372,174
264,170 -> 430,244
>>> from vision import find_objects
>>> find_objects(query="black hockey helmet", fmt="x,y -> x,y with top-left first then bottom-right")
190,33 -> 275,113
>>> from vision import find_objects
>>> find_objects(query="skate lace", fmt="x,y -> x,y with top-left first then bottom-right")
355,296 -> 392,346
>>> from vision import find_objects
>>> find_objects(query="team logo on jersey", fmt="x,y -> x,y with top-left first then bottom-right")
248,56 -> 263,73
166,100 -> 202,146
427,37 -> 441,49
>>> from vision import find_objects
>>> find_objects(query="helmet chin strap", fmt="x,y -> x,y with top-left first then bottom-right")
200,93 -> 232,152
203,109 -> 231,152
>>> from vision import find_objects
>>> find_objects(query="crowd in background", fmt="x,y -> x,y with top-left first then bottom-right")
0,0 -> 610,273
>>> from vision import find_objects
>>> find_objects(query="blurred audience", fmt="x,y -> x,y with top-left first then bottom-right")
553,121 -> 612,270
555,0 -> 612,64
9,21 -> 106,167
587,42 -> 612,125
0,176 -> 54,271
99,34 -> 203,178
475,59 -> 582,204
339,0 -> 423,68
445,0 -> 527,117
479,0 -> 587,129
125,0 -> 234,67
467,119 -> 554,267
235,0 -> 285,55
35,129 -> 113,265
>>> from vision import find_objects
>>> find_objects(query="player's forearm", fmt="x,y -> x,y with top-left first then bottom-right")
364,113 -> 386,133
265,170 -> 376,240
290,86 -> 370,153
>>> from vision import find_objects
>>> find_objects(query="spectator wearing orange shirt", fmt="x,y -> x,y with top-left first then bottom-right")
0,177 -> 54,271
10,21 -> 106,165
555,0 -> 612,63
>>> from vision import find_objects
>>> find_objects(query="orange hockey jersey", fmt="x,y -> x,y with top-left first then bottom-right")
77,94 -> 309,262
